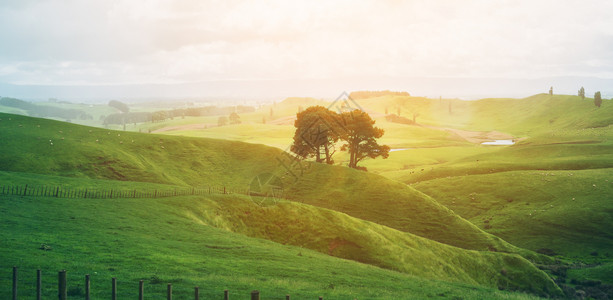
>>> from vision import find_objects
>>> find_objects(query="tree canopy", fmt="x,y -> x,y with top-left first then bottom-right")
108,100 -> 129,113
594,91 -> 602,108
291,106 -> 340,164
291,106 -> 389,170
229,112 -> 241,124
218,116 -> 228,126
338,110 -> 390,169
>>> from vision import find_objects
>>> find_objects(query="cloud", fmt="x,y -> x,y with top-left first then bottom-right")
1,0 -> 613,86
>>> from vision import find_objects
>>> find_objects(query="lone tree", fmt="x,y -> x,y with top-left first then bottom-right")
229,112 -> 241,124
578,87 -> 585,100
291,106 -> 340,164
594,91 -> 602,108
338,110 -> 390,170
549,86 -> 553,96
218,116 -> 228,126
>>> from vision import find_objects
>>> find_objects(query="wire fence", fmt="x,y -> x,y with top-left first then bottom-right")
0,184 -> 249,199
9,267 -> 329,300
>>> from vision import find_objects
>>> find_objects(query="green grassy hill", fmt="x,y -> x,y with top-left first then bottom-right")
190,194 -> 560,295
283,164 -> 542,257
0,112 -> 565,297
413,169 -> 613,258
0,113 -> 541,257
0,112 -> 279,188
0,193 -> 549,299
354,94 -> 613,134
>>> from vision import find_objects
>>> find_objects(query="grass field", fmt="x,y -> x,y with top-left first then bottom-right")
2,92 -> 613,299
1,193 -> 550,299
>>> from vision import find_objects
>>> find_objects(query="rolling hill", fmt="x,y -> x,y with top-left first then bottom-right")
0,112 -> 564,297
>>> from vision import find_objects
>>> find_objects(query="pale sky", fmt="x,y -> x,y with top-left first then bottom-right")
1,0 -> 613,90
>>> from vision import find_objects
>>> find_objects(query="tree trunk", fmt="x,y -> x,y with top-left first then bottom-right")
349,140 -> 358,168
315,145 -> 322,163
324,144 -> 332,164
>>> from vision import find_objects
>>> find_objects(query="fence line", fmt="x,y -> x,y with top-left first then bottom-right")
9,267 -> 333,300
0,184 -> 248,199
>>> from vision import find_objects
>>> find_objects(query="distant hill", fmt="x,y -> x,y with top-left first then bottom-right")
0,97 -> 93,120
349,90 -> 410,100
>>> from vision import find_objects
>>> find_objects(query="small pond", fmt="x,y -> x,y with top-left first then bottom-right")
481,139 -> 515,145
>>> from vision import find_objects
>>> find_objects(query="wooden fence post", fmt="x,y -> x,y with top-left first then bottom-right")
111,277 -> 117,300
251,290 -> 260,300
23,184 -> 28,196
58,270 -> 67,300
286,295 -> 290,300
194,286 -> 199,300
224,289 -> 229,300
139,280 -> 144,300
167,283 -> 172,300
85,274 -> 91,300
12,266 -> 17,300
55,187 -> 59,197
36,269 -> 41,300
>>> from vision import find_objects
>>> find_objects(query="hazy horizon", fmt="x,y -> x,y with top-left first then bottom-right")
2,0 -> 613,103
2,76 -> 613,104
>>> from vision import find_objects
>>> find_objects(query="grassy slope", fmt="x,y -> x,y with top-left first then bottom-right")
0,112 -> 536,257
161,123 -> 295,150
412,169 -> 613,257
0,113 -> 564,296
0,171 -> 560,295
357,94 -> 613,289
193,194 -> 560,296
0,112 -> 280,188
1,194 -> 544,300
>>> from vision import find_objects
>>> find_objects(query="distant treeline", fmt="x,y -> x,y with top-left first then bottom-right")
385,114 -> 416,125
103,105 -> 255,125
349,90 -> 411,100
0,97 -> 93,121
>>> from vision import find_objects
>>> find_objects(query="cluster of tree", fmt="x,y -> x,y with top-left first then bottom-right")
348,90 -> 410,100
108,100 -> 129,113
291,106 -> 389,170
217,112 -> 241,126
103,112 -> 152,125
578,87 -> 585,100
577,87 -> 604,108
385,113 -> 416,125
594,91 -> 602,108
151,105 -> 255,123
0,97 -> 92,120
